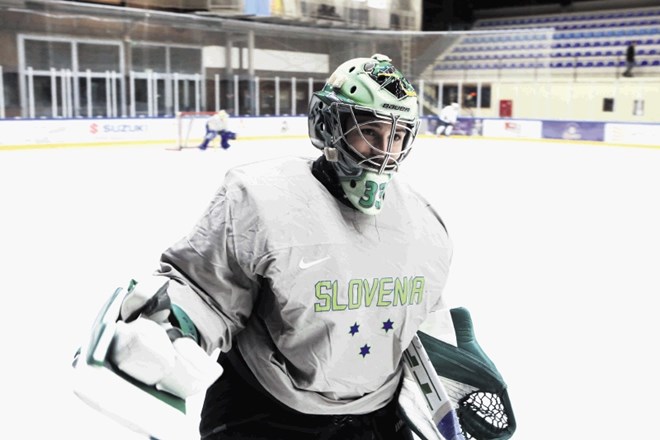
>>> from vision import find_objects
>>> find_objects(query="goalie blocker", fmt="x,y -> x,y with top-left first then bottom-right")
71,287 -> 192,440
71,280 -> 222,440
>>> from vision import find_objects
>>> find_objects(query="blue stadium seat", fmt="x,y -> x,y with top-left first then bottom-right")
466,8 -> 660,73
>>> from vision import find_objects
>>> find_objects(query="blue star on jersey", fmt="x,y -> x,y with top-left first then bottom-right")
359,344 -> 371,358
351,319 -> 396,358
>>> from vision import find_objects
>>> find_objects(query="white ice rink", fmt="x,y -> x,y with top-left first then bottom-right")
1,135 -> 659,439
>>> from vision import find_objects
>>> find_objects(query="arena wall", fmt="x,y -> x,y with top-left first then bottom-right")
1,115 -> 658,150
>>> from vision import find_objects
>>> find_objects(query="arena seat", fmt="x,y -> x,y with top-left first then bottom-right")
434,5 -> 660,75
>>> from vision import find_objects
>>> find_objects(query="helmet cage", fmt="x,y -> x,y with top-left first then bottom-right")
322,101 -> 419,174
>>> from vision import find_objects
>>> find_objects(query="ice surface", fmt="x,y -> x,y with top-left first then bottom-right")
1,136 -> 659,439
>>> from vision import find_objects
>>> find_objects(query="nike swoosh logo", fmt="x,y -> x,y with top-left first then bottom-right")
299,256 -> 331,270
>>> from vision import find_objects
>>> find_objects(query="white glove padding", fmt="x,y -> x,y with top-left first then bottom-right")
109,277 -> 223,398
111,319 -> 223,398
157,336 -> 224,397
111,319 -> 176,386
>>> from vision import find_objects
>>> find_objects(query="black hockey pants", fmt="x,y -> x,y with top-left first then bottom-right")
200,351 -> 412,440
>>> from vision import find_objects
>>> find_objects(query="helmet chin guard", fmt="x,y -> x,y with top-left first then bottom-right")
308,54 -> 419,215
339,170 -> 393,215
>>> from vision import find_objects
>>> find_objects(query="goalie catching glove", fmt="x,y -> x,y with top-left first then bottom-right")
420,308 -> 517,440
109,277 -> 223,398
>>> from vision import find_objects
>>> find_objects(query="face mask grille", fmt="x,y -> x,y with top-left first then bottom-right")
332,104 -> 419,174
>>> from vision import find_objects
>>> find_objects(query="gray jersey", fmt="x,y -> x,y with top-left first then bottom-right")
161,157 -> 452,415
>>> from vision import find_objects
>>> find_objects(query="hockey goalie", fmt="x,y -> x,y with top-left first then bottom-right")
73,54 -> 515,440
198,110 -> 236,150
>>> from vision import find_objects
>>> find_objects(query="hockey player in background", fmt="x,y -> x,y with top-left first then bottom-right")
435,102 -> 460,137
85,54 -> 514,440
199,110 -> 236,150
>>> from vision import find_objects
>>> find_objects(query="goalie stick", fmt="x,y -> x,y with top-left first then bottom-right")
404,334 -> 466,440
71,287 -> 195,440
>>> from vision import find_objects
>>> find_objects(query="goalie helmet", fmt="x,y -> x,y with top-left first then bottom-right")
308,54 -> 420,215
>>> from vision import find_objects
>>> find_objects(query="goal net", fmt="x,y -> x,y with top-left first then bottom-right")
175,111 -> 218,150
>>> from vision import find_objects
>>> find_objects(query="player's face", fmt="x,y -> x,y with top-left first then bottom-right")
344,115 -> 407,162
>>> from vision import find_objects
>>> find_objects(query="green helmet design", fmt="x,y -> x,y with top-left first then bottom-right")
308,54 -> 420,215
